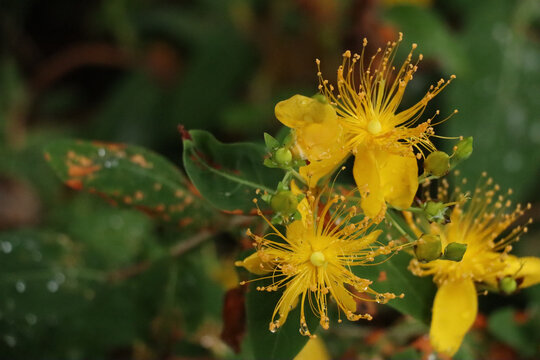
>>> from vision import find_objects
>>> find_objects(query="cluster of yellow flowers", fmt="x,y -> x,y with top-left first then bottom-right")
236,34 -> 540,357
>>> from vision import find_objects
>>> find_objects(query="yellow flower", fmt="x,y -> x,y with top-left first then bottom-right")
236,186 -> 404,336
275,95 -> 349,188
316,33 -> 456,219
408,173 -> 540,356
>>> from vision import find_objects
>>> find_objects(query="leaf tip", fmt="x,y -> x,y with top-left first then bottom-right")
178,124 -> 192,141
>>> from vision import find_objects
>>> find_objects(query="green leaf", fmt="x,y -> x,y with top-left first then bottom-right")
488,307 -> 539,357
183,129 -> 282,213
354,251 -> 437,324
390,348 -> 421,360
44,138 -> 209,226
383,5 -> 467,74
245,277 -> 319,360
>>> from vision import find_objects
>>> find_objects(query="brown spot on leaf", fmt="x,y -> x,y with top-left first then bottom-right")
153,183 -> 162,191
91,141 -> 127,152
179,218 -> 193,226
174,189 -> 185,198
65,179 -> 83,190
130,154 -> 153,169
123,196 -> 133,204
154,204 -> 165,212
377,271 -> 387,282
134,191 -> 144,201
186,181 -> 201,197
514,310 -> 529,324
68,164 -> 101,177
44,152 -> 51,161
222,209 -> 244,215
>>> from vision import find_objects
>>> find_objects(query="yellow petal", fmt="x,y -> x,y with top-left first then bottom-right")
275,94 -> 337,130
495,255 -> 540,288
235,252 -> 271,275
294,337 -> 330,360
430,279 -> 478,357
377,150 -> 418,210
275,94 -> 348,187
343,230 -> 382,253
290,180 -> 313,230
353,148 -> 384,218
275,278 -> 305,325
299,153 -> 348,188
329,280 -> 357,313
514,256 -> 540,288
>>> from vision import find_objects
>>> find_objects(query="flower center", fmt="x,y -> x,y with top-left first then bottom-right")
367,119 -> 382,135
310,251 -> 326,267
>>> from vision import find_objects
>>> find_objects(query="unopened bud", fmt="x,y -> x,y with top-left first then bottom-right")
270,191 -> 298,216
454,137 -> 473,161
275,148 -> 293,166
414,234 -> 442,263
423,201 -> 448,223
499,276 -> 517,294
424,151 -> 450,177
442,242 -> 467,262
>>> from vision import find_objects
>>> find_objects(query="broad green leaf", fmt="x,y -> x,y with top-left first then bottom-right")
245,277 -> 319,360
354,251 -> 437,324
383,5 -> 467,74
45,139 -> 209,226
488,307 -> 539,357
183,129 -> 282,213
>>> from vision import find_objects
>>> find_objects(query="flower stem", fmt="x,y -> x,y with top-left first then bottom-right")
385,210 -> 416,243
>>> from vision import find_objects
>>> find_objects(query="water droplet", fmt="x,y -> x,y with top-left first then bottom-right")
3,335 -> 16,347
375,294 -> 386,304
320,316 -> 330,330
269,319 -> 280,333
299,322 -> 310,336
54,272 -> 66,284
47,281 -> 59,293
1,241 -> 13,254
224,192 -> 231,197
104,160 -> 112,168
15,281 -> 26,293
97,148 -> 106,157
25,313 -> 37,326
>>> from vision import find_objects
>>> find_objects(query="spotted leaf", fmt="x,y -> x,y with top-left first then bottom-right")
44,139 -> 211,226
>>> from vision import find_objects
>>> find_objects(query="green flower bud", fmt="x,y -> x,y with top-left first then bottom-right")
414,234 -> 443,263
423,201 -> 449,223
453,136 -> 473,161
424,151 -> 450,177
270,191 -> 298,216
442,242 -> 467,262
275,148 -> 293,166
499,276 -> 517,295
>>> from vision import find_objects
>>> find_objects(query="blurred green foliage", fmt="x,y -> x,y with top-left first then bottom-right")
1,0 -> 540,359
